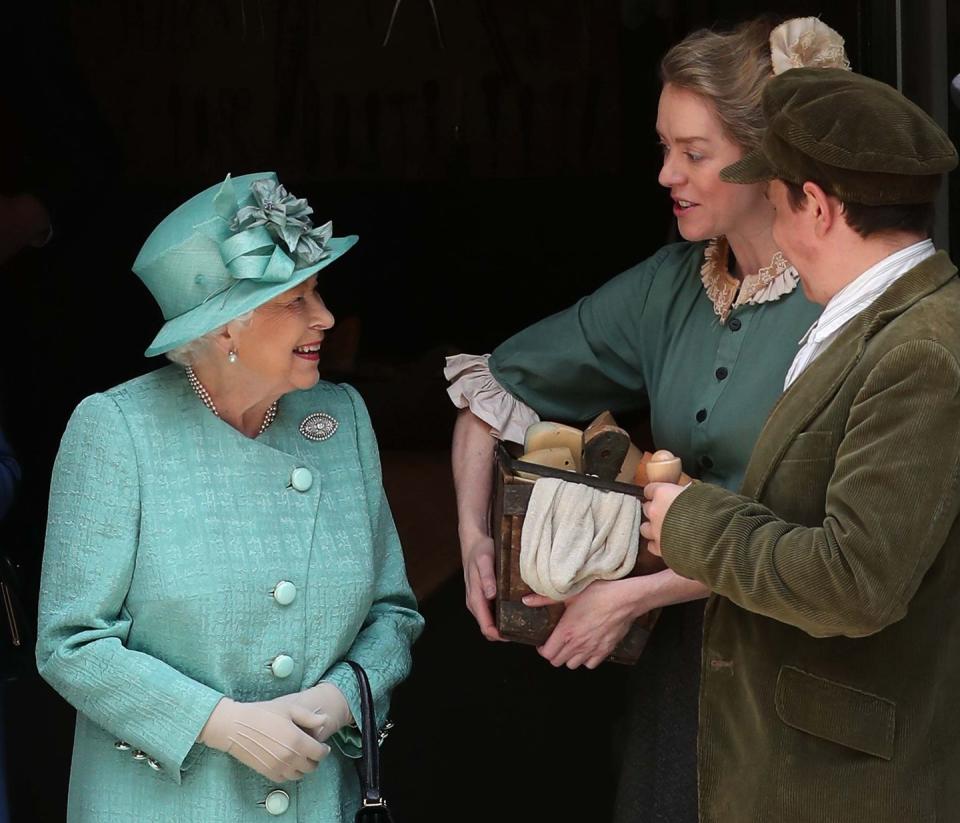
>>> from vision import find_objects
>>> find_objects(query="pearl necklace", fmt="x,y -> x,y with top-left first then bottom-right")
185,366 -> 278,436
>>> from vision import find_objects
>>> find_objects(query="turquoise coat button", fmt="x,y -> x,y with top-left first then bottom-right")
290,467 -> 313,492
272,580 -> 297,606
264,789 -> 290,815
270,654 -> 294,679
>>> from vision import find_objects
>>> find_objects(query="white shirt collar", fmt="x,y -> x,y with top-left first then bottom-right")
783,239 -> 937,391
809,239 -> 936,344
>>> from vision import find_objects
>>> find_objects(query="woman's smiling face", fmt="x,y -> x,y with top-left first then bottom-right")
656,83 -> 767,242
229,274 -> 335,394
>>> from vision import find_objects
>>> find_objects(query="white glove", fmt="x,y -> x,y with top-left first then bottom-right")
199,697 -> 331,782
276,683 -> 354,742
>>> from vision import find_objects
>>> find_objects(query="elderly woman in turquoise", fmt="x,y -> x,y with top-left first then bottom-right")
36,173 -> 424,822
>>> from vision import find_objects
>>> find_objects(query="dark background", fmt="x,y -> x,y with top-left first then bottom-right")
0,1 -> 954,820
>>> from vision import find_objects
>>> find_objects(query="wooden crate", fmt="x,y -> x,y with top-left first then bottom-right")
492,445 -> 660,665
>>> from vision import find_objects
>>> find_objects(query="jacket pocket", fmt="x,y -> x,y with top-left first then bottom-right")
779,430 -> 834,463
775,665 -> 896,760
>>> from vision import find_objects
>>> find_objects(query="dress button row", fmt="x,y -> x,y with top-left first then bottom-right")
270,470 -> 306,690
289,467 -> 313,492
268,654 -> 295,679
271,580 -> 297,606
261,789 -> 290,815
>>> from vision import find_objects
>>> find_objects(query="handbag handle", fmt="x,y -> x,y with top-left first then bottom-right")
345,660 -> 384,809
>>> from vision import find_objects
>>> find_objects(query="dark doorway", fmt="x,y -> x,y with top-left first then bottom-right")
0,2 -> 951,821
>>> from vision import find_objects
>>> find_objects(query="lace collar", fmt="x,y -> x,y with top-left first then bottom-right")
700,237 -> 800,324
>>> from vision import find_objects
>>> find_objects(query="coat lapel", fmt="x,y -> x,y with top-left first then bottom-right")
741,251 -> 957,499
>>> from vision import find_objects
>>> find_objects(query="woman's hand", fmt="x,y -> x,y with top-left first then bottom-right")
273,683 -> 353,743
452,409 -> 506,641
640,481 -> 688,556
523,578 -> 651,669
461,531 -> 503,641
199,697 -> 331,782
523,568 -> 711,668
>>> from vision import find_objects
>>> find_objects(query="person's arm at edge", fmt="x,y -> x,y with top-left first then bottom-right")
451,408 -> 503,640
0,427 -> 20,521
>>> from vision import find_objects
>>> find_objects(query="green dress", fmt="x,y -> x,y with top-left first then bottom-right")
489,240 -> 821,823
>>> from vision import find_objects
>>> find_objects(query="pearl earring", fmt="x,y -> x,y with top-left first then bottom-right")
227,351 -> 238,364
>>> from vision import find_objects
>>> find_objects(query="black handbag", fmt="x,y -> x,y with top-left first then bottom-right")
345,660 -> 396,823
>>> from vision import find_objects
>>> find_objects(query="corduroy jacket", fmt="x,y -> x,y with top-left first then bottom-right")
661,251 -> 960,823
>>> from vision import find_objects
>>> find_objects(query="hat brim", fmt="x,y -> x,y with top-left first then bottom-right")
720,149 -> 777,185
144,235 -> 359,357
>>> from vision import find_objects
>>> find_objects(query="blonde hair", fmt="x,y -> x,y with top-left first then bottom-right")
659,17 -> 778,151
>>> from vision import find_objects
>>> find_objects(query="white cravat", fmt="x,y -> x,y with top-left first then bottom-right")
783,240 -> 936,390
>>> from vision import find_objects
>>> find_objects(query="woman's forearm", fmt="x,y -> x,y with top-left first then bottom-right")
623,567 -> 710,617
452,409 -> 504,637
451,408 -> 496,547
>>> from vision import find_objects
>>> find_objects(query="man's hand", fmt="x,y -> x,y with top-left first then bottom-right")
640,482 -> 688,556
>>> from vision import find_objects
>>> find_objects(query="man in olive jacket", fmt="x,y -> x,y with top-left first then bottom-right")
641,69 -> 960,822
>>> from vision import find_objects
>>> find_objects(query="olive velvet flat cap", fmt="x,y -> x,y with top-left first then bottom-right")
721,68 -> 958,205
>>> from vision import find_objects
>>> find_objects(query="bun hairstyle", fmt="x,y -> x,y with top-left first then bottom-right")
768,17 -> 851,76
660,16 -> 850,151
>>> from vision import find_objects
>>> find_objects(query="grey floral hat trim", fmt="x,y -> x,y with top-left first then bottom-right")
227,177 -> 333,267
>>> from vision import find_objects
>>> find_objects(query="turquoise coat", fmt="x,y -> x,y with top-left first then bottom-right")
36,365 -> 424,822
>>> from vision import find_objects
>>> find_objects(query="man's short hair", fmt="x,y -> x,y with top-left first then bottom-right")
783,180 -> 935,240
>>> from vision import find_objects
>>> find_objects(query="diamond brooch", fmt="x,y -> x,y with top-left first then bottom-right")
299,412 -> 338,442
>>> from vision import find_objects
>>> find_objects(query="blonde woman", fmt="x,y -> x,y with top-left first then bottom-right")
446,17 -> 849,822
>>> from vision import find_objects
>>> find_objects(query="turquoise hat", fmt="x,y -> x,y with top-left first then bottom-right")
134,172 -> 358,357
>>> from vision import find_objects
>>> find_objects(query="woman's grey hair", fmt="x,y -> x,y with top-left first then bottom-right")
166,310 -> 254,367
